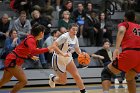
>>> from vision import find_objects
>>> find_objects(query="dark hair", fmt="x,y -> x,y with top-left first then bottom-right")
19,11 -> 26,15
9,29 -> 17,37
77,2 -> 83,6
86,2 -> 93,7
68,23 -> 79,30
124,10 -> 135,22
102,39 -> 110,45
51,30 -> 58,36
98,12 -> 106,21
31,24 -> 46,36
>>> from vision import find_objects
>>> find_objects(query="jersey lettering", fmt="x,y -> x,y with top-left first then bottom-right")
133,28 -> 140,36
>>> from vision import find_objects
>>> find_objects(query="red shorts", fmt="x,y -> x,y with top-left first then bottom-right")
113,50 -> 140,73
4,53 -> 24,68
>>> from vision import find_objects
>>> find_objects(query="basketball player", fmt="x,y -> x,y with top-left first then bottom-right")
101,10 -> 140,93
0,24 -> 52,93
49,23 -> 88,93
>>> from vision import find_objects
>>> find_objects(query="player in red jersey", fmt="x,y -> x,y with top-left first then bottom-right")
101,10 -> 140,93
0,24 -> 52,93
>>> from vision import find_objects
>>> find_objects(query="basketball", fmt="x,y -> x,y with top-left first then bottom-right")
78,53 -> 91,66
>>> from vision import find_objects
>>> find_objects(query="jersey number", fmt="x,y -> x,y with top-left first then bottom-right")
133,28 -> 140,36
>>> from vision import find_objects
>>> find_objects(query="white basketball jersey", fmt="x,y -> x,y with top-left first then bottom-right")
56,32 -> 79,54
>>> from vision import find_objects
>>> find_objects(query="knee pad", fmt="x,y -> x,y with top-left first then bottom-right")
101,67 -> 114,82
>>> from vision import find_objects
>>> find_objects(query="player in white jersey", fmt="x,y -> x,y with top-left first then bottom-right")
49,23 -> 88,93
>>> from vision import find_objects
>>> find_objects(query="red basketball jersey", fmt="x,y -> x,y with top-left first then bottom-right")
118,22 -> 140,50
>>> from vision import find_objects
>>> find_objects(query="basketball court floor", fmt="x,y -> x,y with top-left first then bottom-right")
1,83 -> 140,93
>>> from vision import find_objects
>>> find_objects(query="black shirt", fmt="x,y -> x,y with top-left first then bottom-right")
95,48 -> 112,63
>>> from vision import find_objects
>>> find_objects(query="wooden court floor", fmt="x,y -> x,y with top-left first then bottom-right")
1,83 -> 140,93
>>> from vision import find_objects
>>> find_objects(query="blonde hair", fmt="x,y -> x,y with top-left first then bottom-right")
31,10 -> 40,19
62,11 -> 70,18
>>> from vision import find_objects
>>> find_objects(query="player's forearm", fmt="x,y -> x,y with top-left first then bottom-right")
75,47 -> 81,54
115,26 -> 126,49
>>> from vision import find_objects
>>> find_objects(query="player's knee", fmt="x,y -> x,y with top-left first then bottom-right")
101,67 -> 114,82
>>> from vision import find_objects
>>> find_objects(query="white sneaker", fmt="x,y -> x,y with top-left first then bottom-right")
122,79 -> 127,84
114,78 -> 119,84
49,74 -> 55,88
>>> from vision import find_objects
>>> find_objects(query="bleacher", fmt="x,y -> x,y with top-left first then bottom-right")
0,0 -> 124,69
1,0 -> 140,86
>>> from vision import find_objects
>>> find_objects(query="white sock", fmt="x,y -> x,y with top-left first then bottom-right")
103,91 -> 109,93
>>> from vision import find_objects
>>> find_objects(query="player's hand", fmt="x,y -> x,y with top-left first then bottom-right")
31,56 -> 39,61
113,49 -> 119,60
80,52 -> 85,55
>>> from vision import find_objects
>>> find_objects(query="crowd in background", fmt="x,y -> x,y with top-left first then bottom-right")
0,0 -> 140,69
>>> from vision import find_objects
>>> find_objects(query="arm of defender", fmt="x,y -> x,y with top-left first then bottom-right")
113,26 -> 126,60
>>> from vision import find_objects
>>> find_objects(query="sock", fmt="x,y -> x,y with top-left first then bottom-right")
103,91 -> 109,93
80,89 -> 86,93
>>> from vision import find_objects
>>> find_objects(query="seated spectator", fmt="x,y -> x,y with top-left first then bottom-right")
1,29 -> 20,59
59,0 -> 73,18
73,3 -> 86,38
13,0 -> 31,15
0,14 -> 10,47
31,10 -> 51,39
84,11 -> 102,46
9,11 -> 31,40
43,30 -> 61,47
59,27 -> 67,34
58,11 -> 74,30
43,30 -> 61,68
91,39 -> 125,84
98,12 -> 114,46
86,2 -> 96,15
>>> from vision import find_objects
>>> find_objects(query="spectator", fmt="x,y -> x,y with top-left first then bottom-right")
59,0 -> 73,18
43,30 -> 61,47
31,10 -> 51,39
2,29 -> 20,59
84,11 -> 102,46
98,12 -> 114,46
91,39 -> 125,84
86,2 -> 96,15
58,11 -> 74,30
0,14 -> 10,47
59,27 -> 67,34
13,0 -> 31,14
73,3 -> 86,38
43,30 -> 61,68
10,11 -> 31,40
91,39 -> 112,66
